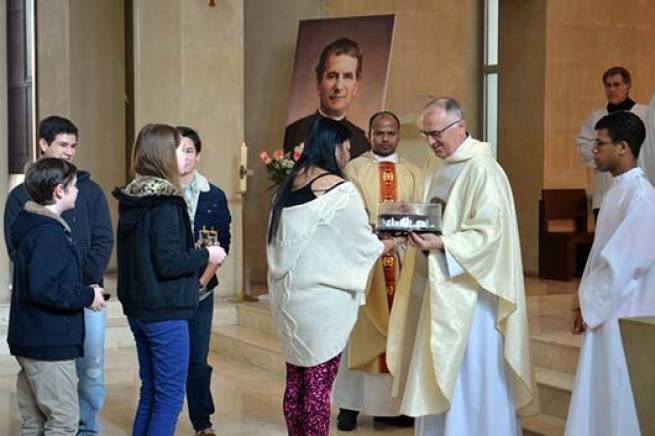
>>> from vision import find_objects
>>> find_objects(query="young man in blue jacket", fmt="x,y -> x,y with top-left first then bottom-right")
8,158 -> 107,434
3,116 -> 114,435
176,126 -> 232,436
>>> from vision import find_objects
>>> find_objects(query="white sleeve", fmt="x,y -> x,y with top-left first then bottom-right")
331,185 -> 384,301
580,198 -> 655,328
444,248 -> 465,278
575,112 -> 599,169
637,98 -> 655,185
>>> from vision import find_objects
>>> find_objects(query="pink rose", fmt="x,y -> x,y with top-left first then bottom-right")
272,149 -> 285,161
259,151 -> 272,164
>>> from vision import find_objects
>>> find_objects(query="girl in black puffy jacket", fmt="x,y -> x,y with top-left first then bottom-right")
113,124 -> 225,436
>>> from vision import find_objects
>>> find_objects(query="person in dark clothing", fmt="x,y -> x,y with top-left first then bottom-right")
176,126 -> 232,436
113,124 -> 226,436
283,37 -> 371,159
3,115 -> 114,435
8,158 -> 106,435
284,113 -> 370,159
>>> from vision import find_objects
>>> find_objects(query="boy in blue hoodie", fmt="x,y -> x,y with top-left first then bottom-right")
8,158 -> 107,435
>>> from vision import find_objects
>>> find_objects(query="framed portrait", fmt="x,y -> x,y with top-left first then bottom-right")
283,15 -> 395,159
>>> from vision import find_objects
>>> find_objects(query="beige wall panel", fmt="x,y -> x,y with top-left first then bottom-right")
498,0 -> 546,274
37,0 -> 71,118
243,0 -> 482,284
498,0 -> 655,273
68,0 -> 125,274
134,0 -> 245,298
182,0 -> 244,298
326,0 -> 483,167
620,317 -> 655,436
544,0 -> 655,189
133,0 -> 182,126
244,0 -> 325,285
37,0 -> 125,273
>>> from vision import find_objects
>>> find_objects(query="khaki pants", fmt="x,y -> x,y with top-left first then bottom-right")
16,357 -> 79,436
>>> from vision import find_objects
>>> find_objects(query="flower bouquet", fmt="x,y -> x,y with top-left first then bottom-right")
259,143 -> 303,188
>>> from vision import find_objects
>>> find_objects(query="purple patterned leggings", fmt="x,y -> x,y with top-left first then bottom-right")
283,353 -> 342,436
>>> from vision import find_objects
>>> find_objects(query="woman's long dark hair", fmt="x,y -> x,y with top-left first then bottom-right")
267,117 -> 352,244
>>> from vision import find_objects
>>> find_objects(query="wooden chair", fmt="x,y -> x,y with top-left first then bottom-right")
538,189 -> 594,281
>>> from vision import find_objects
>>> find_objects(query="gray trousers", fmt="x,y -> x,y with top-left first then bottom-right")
16,357 -> 79,436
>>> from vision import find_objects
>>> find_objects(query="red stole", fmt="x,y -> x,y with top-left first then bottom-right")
378,161 -> 397,373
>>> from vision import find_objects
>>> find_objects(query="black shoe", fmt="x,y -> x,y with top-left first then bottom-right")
373,415 -> 415,427
337,408 -> 359,431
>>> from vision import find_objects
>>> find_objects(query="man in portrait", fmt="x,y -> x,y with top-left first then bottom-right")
283,37 -> 371,159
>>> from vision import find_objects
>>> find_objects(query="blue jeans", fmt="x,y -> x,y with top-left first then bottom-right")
129,318 -> 189,436
77,307 -> 106,435
187,293 -> 215,431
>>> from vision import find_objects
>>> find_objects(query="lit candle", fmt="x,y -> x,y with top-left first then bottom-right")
240,142 -> 248,193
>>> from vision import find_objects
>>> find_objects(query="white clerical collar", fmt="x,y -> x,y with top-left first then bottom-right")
449,135 -> 474,159
613,166 -> 643,182
372,152 -> 398,163
318,108 -> 346,121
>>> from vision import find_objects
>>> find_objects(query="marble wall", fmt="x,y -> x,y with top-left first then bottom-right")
543,0 -> 655,190
620,316 -> 655,435
132,0 -> 245,298
37,0 -> 126,274
325,0 -> 483,180
498,0 -> 546,274
244,0 -> 325,288
325,0 -> 483,139
3,0 -> 653,291
1,0 -> 245,300
499,0 -> 655,273
244,0 -> 483,284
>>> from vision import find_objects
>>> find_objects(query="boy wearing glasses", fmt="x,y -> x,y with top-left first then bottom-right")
567,111 -> 655,436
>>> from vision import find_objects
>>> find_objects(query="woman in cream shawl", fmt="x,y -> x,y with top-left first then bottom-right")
267,118 -> 393,436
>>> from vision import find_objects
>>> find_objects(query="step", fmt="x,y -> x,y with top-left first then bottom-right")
0,300 -> 237,355
522,413 -> 566,436
535,367 -> 574,420
236,301 -> 275,334
227,293 -> 577,430
213,299 -> 238,327
525,275 -> 578,297
211,324 -> 285,377
531,334 -> 580,375
214,305 -> 572,434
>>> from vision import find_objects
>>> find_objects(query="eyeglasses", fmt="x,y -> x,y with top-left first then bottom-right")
419,119 -> 462,140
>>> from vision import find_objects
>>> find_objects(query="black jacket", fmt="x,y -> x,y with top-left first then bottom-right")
113,177 -> 209,322
189,174 -> 231,292
8,202 -> 95,360
4,170 -> 114,286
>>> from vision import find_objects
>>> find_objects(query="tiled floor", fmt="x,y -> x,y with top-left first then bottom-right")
0,348 -> 413,435
0,275 -> 579,435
